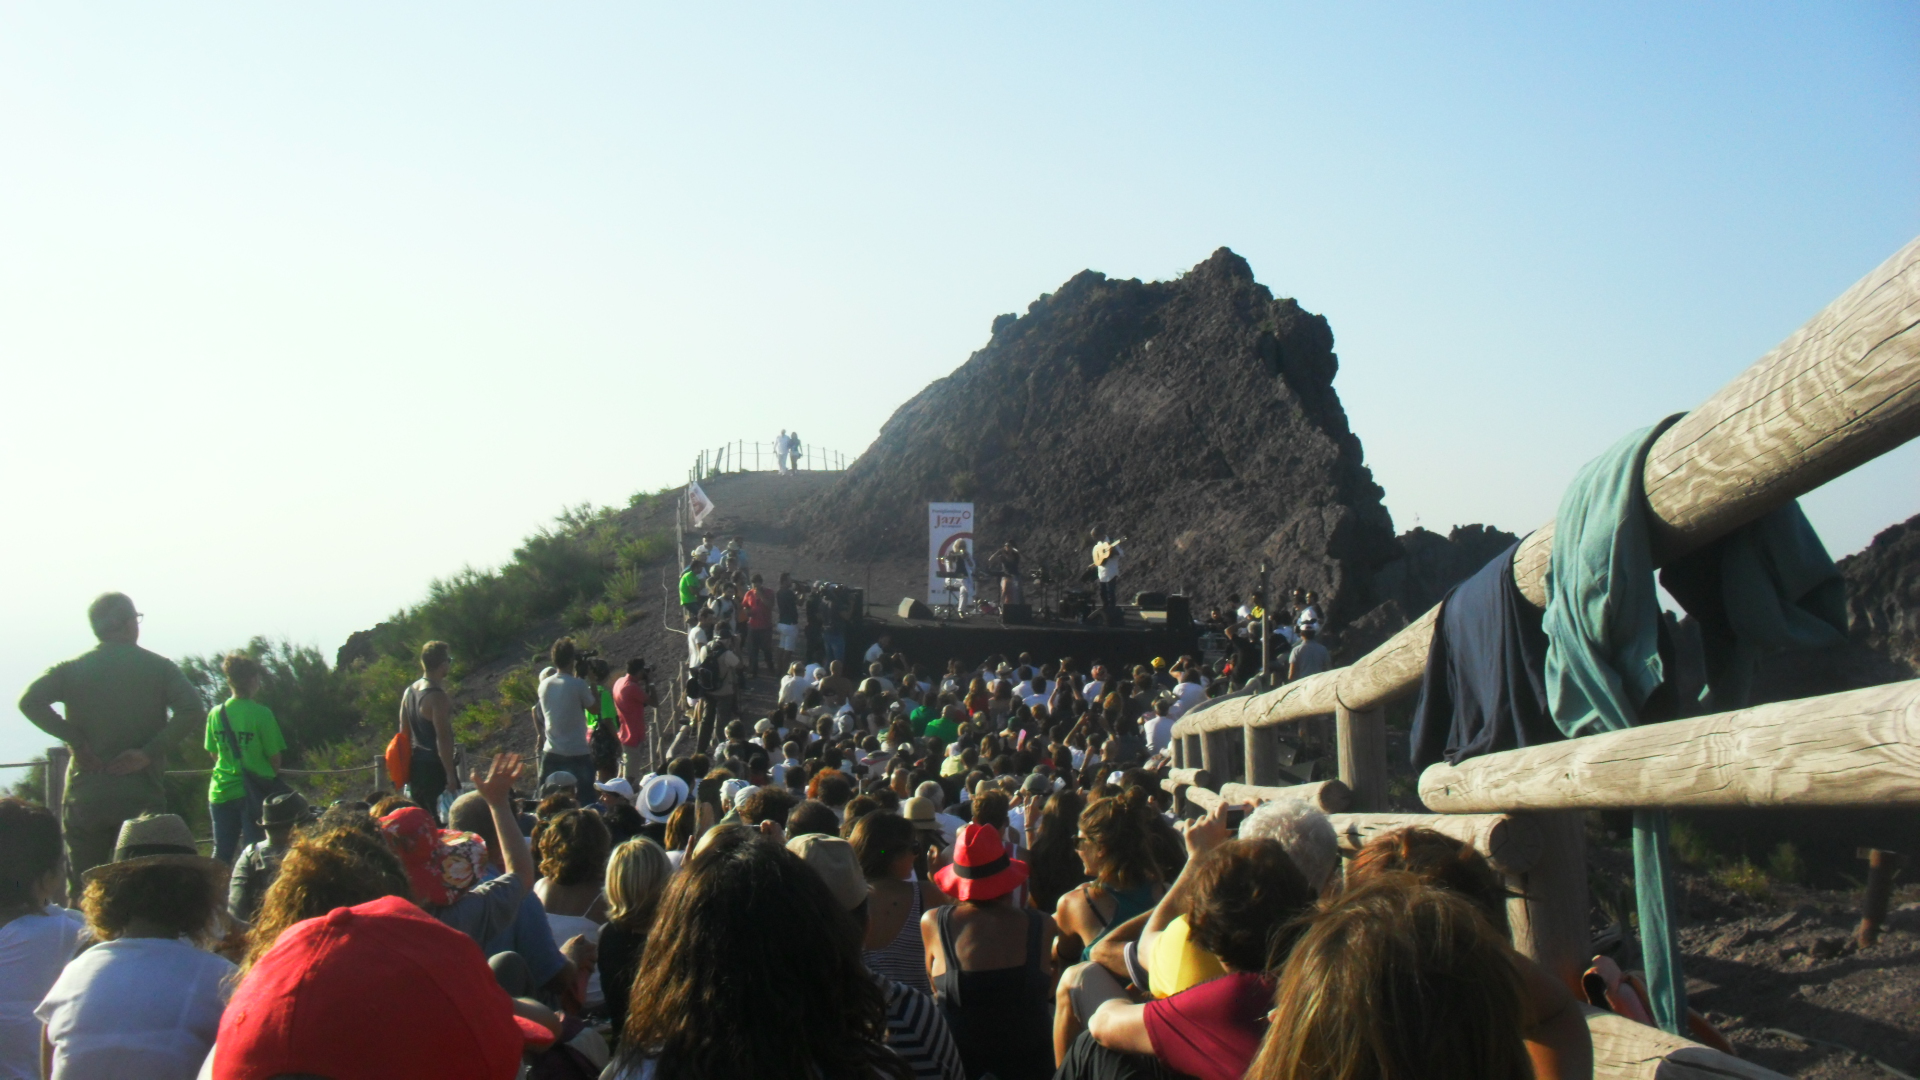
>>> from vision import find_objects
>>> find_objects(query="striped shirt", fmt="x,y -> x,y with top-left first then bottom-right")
879,976 -> 966,1080
864,880 -> 931,995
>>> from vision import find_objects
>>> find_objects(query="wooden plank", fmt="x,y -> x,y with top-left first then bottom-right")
1324,812 -> 1542,875
1335,705 -> 1387,811
1168,767 -> 1213,790
1585,1007 -> 1790,1080
1173,234 -> 1920,735
1218,780 -> 1353,814
1419,679 -> 1920,813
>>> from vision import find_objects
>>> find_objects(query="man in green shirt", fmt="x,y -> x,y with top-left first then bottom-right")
17,592 -> 203,887
678,560 -> 704,624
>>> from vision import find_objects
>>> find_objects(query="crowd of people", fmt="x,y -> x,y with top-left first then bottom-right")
4,589 -> 1599,1080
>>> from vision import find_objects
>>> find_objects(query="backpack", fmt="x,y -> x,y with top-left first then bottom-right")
686,651 -> 723,699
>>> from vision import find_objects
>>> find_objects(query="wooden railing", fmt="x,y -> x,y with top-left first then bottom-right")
1161,234 -> 1920,1079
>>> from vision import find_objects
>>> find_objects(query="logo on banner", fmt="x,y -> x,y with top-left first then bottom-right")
688,482 -> 715,528
927,502 -> 974,605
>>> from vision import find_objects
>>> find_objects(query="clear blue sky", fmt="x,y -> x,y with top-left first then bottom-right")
2,3 -> 1915,767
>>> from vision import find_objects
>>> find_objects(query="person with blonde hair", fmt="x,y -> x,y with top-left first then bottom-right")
599,837 -> 673,1038
1248,874 -> 1533,1080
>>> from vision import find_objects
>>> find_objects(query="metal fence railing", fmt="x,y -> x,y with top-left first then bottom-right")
689,440 -> 847,483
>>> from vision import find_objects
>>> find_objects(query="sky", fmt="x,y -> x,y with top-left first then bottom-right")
1,3 -> 1915,767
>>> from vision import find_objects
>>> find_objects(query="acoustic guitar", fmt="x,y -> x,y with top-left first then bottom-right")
1092,538 -> 1128,567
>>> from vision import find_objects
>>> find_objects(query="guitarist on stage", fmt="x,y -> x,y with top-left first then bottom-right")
1090,527 -> 1126,616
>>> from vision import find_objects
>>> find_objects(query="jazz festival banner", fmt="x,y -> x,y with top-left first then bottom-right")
927,502 -> 973,605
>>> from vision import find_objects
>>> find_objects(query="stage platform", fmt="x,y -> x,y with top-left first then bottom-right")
847,603 -> 1201,673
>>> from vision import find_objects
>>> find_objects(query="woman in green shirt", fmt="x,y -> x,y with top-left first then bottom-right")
204,652 -> 286,864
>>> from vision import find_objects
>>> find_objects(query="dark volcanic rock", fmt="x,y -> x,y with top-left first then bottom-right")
1837,512 -> 1920,676
787,249 -> 1401,629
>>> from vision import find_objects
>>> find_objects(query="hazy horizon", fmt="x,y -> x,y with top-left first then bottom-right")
3,3 -> 1916,768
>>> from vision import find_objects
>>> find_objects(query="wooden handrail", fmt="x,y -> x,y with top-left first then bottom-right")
1420,679 -> 1920,813
1175,234 -> 1920,739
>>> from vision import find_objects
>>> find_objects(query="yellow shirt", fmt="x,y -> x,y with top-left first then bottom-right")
1147,915 -> 1228,998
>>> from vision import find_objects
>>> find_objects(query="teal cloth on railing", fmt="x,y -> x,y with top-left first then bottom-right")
1542,418 -> 1845,1035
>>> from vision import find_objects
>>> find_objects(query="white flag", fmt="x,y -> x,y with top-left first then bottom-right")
688,482 -> 716,527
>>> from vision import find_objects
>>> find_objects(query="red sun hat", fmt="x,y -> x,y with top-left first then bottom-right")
933,823 -> 1031,901
379,806 -> 488,906
214,894 -> 553,1079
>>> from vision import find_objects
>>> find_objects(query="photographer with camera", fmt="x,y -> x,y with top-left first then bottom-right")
533,636 -> 600,789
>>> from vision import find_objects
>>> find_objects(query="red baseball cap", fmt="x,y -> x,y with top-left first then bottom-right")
214,895 -> 554,1079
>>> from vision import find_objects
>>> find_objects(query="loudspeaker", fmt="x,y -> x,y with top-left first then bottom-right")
1000,603 -> 1033,626
897,597 -> 934,620
1165,594 -> 1192,630
847,587 -> 865,626
1132,591 -> 1169,611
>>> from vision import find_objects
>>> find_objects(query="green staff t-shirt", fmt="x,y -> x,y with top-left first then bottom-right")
203,698 -> 286,804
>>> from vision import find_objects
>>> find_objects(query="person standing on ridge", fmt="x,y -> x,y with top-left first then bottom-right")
18,593 -> 203,887
743,574 -> 777,678
775,429 -> 795,475
399,640 -> 461,821
787,430 -> 803,471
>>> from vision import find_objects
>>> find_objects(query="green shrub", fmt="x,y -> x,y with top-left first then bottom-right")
589,603 -> 618,626
498,667 -> 539,710
605,567 -> 644,605
1767,842 -> 1808,885
1713,860 -> 1772,901
454,701 -> 510,743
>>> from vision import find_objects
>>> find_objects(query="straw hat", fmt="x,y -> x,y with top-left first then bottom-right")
86,813 -> 226,881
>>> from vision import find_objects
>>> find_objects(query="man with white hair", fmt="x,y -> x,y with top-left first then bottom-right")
914,781 -> 966,846
1240,797 -> 1339,896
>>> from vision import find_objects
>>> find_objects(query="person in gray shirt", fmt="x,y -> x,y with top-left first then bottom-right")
1288,626 -> 1332,682
533,637 -> 599,787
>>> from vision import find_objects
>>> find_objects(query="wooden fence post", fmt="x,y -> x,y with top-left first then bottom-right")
1507,811 -> 1592,993
373,756 -> 391,795
1200,729 -> 1239,786
1245,725 -> 1284,787
1336,705 -> 1387,812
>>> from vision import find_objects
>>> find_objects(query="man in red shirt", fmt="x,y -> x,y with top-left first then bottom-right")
611,658 -> 652,782
742,574 -> 777,678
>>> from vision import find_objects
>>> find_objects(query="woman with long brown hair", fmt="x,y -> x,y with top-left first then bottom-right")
1053,789 -> 1165,964
607,828 -> 910,1079
1023,790 -> 1087,913
1248,874 -> 1534,1080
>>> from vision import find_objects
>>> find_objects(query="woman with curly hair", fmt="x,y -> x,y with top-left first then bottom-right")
534,808 -> 612,1010
1053,789 -> 1165,965
35,814 -> 233,1080
238,815 -> 410,974
607,828 -> 911,1080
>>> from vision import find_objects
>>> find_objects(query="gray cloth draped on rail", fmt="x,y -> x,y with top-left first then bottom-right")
1412,415 -> 1847,1037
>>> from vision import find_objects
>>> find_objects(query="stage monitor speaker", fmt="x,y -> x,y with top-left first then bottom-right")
897,597 -> 934,621
1165,594 -> 1192,630
1000,603 -> 1033,626
1133,591 -> 1169,611
1102,606 -> 1127,629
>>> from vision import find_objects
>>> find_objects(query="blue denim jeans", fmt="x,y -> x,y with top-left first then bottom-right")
825,630 -> 846,663
211,790 -> 266,865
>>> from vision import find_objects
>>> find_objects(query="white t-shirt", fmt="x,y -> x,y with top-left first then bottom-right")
1081,679 -> 1105,703
35,936 -> 234,1080
864,642 -> 886,665
538,671 -> 600,757
778,674 -> 814,705
1095,547 -> 1123,583
687,626 -> 712,667
0,907 -> 85,1080
1167,681 -> 1208,719
1145,713 -> 1176,753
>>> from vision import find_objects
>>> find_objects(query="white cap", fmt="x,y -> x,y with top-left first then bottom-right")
594,778 -> 636,800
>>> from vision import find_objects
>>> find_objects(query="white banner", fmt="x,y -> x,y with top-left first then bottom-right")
928,502 -> 974,605
688,482 -> 715,528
